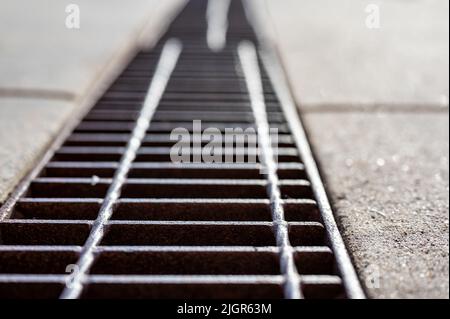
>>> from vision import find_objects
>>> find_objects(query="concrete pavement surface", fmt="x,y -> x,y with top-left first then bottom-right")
0,0 -> 185,95
0,99 -> 74,201
304,113 -> 449,298
263,0 -> 449,107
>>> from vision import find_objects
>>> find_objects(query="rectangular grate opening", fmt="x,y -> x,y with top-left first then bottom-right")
120,180 -> 268,199
294,248 -> 336,275
0,249 -> 80,274
100,223 -> 277,246
0,221 -> 91,246
28,179 -> 110,198
0,282 -> 66,299
301,281 -> 346,299
90,250 -> 280,275
112,200 -> 273,222
12,199 -> 102,220
0,0 -> 364,299
81,281 -> 284,299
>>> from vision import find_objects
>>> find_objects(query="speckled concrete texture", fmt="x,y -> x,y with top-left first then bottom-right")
0,99 -> 74,202
303,112 -> 449,298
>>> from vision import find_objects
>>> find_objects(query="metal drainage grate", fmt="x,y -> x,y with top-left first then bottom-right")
0,0 -> 364,299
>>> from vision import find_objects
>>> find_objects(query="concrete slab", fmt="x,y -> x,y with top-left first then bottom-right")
0,98 -> 75,202
303,112 -> 449,298
261,0 -> 449,108
0,0 -> 185,97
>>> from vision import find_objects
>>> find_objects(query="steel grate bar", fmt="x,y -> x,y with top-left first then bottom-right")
238,41 -> 301,299
59,40 -> 182,299
259,48 -> 366,299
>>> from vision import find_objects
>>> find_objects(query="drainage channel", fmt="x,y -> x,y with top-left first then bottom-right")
0,0 -> 364,299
